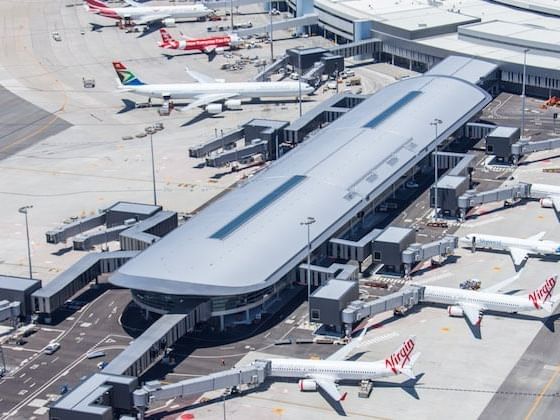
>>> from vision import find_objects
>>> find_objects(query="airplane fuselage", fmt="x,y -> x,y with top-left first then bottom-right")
269,358 -> 396,382
466,234 -> 560,256
161,36 -> 236,52
122,82 -> 313,100
422,285 -> 539,313
93,5 -> 210,21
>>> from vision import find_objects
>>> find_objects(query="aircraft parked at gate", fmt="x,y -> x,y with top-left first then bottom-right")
158,29 -> 240,55
418,275 -> 558,327
462,232 -> 560,267
84,0 -> 212,25
260,330 -> 420,404
112,61 -> 314,114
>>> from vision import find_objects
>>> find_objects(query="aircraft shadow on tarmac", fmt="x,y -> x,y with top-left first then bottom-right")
162,51 -> 217,62
136,23 -> 163,38
117,99 -> 137,114
150,372 -> 426,419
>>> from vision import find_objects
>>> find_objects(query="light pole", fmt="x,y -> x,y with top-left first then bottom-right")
430,118 -> 443,220
147,127 -> 157,206
230,0 -> 234,31
300,217 -> 316,322
298,54 -> 303,117
18,206 -> 33,279
269,0 -> 274,62
521,48 -> 530,140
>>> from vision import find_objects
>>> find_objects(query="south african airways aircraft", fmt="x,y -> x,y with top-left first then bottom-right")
112,61 -> 314,114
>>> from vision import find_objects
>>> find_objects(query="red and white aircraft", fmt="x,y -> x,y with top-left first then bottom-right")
84,0 -> 212,26
158,28 -> 240,55
260,329 -> 420,403
420,275 -> 558,327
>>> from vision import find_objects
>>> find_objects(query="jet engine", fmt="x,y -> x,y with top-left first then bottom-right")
447,305 -> 464,317
298,379 -> 317,391
540,198 -> 553,208
206,103 -> 223,114
162,18 -> 176,27
224,99 -> 242,110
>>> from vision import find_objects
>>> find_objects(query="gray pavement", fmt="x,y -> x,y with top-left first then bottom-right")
479,304 -> 560,420
0,85 -> 70,160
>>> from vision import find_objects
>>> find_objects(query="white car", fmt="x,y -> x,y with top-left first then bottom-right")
45,342 -> 60,355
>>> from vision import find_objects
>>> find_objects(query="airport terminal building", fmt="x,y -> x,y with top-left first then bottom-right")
288,0 -> 560,98
111,56 -> 494,329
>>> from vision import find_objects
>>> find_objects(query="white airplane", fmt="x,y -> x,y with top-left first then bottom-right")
419,274 -> 557,327
533,183 -> 560,213
85,0 -> 212,26
462,232 -> 560,266
262,331 -> 420,403
112,61 -> 314,114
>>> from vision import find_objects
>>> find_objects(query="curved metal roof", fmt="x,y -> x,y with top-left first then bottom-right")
111,63 -> 491,297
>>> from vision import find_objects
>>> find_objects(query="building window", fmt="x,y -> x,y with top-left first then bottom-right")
373,251 -> 382,261
311,309 -> 320,320
487,145 -> 494,153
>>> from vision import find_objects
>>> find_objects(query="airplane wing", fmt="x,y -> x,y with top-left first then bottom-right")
482,270 -> 523,294
327,327 -> 367,362
508,247 -> 529,266
459,302 -> 483,325
527,231 -> 546,241
552,197 -> 560,213
135,14 -> 171,25
185,67 -> 217,83
308,374 -> 347,402
176,93 -> 237,112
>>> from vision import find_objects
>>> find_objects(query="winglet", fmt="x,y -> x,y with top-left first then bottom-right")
527,231 -> 546,241
339,392 -> 348,402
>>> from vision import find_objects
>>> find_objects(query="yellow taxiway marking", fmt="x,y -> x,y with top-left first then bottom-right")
492,266 -> 501,272
440,327 -> 450,333
524,364 -> 560,420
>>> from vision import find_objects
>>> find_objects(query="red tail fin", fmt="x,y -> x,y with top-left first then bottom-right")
85,0 -> 109,9
159,28 -> 174,44
528,276 -> 557,309
385,336 -> 416,375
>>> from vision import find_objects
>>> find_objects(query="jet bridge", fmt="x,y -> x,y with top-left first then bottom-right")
341,285 -> 424,331
457,183 -> 532,220
402,236 -> 459,276
234,14 -> 318,37
512,137 -> 560,164
133,360 -> 271,418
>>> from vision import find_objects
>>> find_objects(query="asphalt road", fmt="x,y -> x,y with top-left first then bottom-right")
0,284 -> 132,420
0,86 -> 71,160
478,306 -> 560,420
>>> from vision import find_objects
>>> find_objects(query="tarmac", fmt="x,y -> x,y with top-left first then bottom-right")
0,0 -> 399,282
2,2 -> 560,420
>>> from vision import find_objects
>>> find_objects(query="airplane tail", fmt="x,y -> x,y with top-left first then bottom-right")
159,28 -> 175,46
528,275 -> 557,310
85,0 -> 109,10
399,352 -> 421,380
384,336 -> 418,379
112,61 -> 145,86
